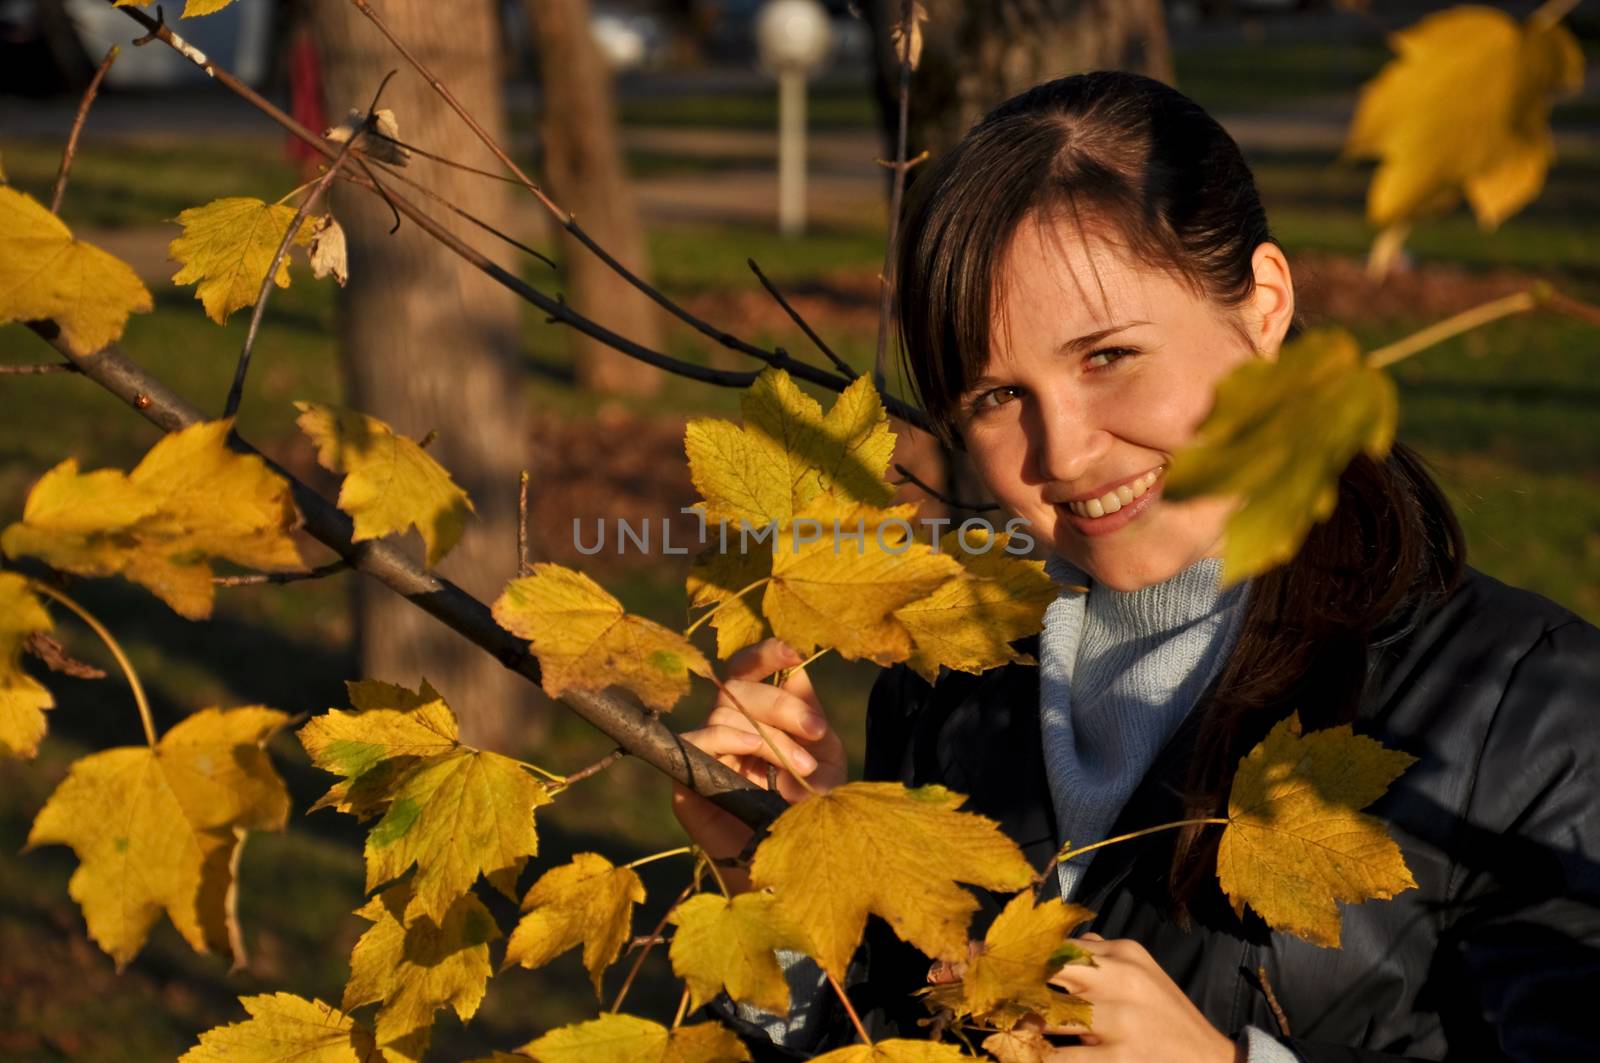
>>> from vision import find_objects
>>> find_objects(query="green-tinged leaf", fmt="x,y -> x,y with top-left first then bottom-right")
494,564 -> 710,712
1163,329 -> 1397,584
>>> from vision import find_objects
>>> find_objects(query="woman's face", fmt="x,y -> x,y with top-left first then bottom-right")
956,213 -> 1294,591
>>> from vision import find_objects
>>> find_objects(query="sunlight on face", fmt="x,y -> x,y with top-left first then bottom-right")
957,213 -> 1290,591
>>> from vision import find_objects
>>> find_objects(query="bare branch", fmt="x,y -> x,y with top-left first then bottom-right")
892,462 -> 998,512
25,632 -> 107,680
747,258 -> 857,379
1,363 -> 81,375
29,320 -> 787,830
213,560 -> 351,587
52,44 -> 119,214
564,747 -> 625,786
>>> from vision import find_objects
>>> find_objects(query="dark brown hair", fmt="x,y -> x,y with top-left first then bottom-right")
892,71 -> 1466,919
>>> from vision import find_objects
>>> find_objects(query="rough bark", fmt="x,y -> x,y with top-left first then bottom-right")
311,0 -> 548,750
867,0 -> 1174,165
523,0 -> 664,395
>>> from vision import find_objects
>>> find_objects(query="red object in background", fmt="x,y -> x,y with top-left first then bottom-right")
286,25 -> 325,178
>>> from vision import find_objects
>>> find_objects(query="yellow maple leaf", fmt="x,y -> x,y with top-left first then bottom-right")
493,564 -> 711,712
1345,6 -> 1584,231
981,1022 -> 1051,1063
116,0 -> 241,17
24,706 -> 290,968
894,528 -> 1056,682
686,543 -> 772,659
0,186 -> 153,356
344,883 -> 500,1063
810,1042 -> 970,1063
956,893 -> 1094,1023
518,1013 -> 750,1063
294,402 -> 475,567
685,368 -> 896,528
750,781 -> 1036,980
297,678 -> 552,925
0,419 -> 306,619
1217,713 -> 1417,948
1162,329 -> 1397,585
0,572 -> 53,759
668,890 -> 810,1014
169,196 -> 315,324
502,852 -> 646,995
763,494 -> 962,665
179,992 -> 381,1062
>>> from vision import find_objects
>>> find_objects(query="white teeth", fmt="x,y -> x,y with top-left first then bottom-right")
1063,468 -> 1163,518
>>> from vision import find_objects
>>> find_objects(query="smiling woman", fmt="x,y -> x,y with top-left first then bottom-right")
672,71 -> 1600,1062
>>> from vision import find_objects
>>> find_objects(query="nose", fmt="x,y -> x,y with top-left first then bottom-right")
1030,387 -> 1112,486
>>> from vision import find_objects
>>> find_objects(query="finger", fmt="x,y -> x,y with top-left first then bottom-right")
1080,932 -> 1105,942
726,637 -> 802,682
713,678 -> 829,741
679,723 -> 765,761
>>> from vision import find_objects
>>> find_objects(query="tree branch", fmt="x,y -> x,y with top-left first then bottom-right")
27,321 -> 788,831
51,44 -> 119,214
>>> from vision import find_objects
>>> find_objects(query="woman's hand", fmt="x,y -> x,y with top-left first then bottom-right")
1042,934 -> 1242,1062
670,638 -> 847,894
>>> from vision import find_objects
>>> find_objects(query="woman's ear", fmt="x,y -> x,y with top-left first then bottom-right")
1247,242 -> 1295,358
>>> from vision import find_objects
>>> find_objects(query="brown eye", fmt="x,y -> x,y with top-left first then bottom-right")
1086,346 -> 1137,370
972,386 -> 1021,411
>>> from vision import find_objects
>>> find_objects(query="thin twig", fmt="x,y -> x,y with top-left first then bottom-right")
891,462 -> 998,512
361,153 -> 556,268
564,747 -> 625,786
24,632 -> 107,679
28,578 -> 157,747
1367,290 -> 1538,369
1546,289 -> 1600,328
610,880 -> 696,1014
748,258 -> 856,379
710,674 -> 817,796
1531,0 -> 1582,30
51,45 -> 119,214
828,970 -> 872,1045
671,985 -> 692,1028
213,560 -> 350,586
518,471 -> 532,577
225,73 -> 392,418
872,0 -> 918,393
0,363 -> 81,375
1033,817 -> 1230,890
1255,965 -> 1292,1037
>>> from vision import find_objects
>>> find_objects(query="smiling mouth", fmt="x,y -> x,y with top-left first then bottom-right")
1061,467 -> 1165,518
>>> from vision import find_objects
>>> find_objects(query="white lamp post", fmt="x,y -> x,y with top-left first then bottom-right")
755,0 -> 833,236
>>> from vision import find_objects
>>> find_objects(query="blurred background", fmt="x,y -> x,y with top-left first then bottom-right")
1,0 -> 1596,1057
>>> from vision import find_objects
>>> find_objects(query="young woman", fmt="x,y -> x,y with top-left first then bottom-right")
671,72 -> 1600,1062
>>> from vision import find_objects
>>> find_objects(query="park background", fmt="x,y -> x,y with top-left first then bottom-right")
1,0 -> 1596,1057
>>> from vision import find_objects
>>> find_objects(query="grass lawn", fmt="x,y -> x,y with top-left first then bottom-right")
2,29 -> 1598,1057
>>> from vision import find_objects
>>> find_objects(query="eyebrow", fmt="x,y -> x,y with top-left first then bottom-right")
962,320 -> 1150,395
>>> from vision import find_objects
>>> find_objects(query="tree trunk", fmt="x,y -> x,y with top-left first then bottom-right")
866,0 -> 1173,519
524,0 -> 664,396
311,0 -> 549,751
867,0 -> 1173,166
